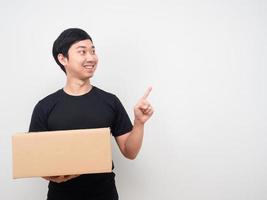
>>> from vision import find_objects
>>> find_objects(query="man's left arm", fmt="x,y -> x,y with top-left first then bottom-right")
115,87 -> 154,160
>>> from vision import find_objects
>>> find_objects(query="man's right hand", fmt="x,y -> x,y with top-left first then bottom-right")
42,175 -> 80,183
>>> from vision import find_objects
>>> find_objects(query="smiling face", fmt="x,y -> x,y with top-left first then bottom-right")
58,39 -> 98,80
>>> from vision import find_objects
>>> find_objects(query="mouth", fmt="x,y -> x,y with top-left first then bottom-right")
83,65 -> 94,69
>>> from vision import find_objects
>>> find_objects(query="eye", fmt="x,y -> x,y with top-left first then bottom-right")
78,50 -> 86,55
91,49 -> 96,55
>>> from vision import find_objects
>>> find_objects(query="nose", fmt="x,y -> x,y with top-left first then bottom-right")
86,52 -> 94,61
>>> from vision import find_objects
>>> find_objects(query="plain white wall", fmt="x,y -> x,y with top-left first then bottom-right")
0,0 -> 266,199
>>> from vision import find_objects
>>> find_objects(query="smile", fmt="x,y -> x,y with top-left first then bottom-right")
84,65 -> 94,69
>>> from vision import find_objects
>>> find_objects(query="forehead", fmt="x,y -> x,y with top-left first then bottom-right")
71,39 -> 94,49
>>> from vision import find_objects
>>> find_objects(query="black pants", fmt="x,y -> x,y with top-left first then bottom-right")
47,185 -> 119,200
47,173 -> 118,200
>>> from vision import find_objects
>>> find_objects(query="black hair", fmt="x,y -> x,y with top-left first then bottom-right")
52,28 -> 93,73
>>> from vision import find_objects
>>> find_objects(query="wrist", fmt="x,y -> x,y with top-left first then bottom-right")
134,119 -> 145,127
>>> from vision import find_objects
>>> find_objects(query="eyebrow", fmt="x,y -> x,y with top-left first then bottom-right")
76,45 -> 95,49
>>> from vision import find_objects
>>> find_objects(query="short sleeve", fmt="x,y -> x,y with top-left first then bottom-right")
111,96 -> 133,137
28,102 -> 49,132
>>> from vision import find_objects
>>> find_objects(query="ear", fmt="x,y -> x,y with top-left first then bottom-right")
57,54 -> 68,66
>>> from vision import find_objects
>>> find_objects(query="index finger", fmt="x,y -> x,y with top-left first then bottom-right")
142,87 -> 152,99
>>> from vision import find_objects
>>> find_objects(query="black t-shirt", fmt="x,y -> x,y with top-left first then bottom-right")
29,86 -> 133,196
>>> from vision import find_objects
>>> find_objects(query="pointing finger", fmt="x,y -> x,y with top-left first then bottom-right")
142,87 -> 152,100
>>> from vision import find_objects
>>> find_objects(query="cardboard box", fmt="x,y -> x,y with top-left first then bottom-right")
12,128 -> 112,179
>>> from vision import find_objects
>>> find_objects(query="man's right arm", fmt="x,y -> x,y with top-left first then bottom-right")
29,102 -> 79,183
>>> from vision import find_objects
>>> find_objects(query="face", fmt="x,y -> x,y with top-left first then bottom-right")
58,39 -> 98,80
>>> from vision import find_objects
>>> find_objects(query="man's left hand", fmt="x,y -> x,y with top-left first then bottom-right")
134,87 -> 154,124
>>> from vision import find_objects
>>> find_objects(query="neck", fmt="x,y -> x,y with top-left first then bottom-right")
64,77 -> 92,96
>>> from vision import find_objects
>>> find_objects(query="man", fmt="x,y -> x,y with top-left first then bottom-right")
29,28 -> 154,200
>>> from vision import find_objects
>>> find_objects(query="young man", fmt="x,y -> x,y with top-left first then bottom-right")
29,28 -> 153,200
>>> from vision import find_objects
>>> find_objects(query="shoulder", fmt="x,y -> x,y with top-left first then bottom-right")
92,86 -> 125,109
93,86 -> 117,100
35,89 -> 63,113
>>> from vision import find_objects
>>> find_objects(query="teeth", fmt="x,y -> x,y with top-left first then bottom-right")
84,65 -> 93,69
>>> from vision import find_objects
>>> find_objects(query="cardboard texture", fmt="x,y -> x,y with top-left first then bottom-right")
12,128 -> 112,179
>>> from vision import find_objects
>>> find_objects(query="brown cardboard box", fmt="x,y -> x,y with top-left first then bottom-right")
12,128 -> 112,179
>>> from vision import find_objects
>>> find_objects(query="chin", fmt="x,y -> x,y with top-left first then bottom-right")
83,73 -> 94,80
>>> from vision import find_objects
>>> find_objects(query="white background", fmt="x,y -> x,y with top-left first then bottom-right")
0,0 -> 266,199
